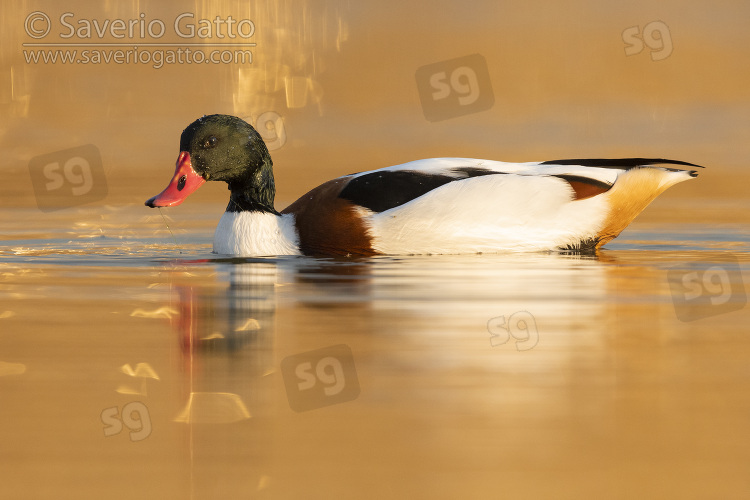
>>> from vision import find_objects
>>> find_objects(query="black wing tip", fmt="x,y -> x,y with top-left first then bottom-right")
540,158 -> 706,169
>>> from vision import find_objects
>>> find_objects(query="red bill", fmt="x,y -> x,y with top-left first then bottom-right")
145,151 -> 206,207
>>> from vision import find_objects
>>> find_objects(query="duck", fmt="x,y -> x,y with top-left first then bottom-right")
145,114 -> 703,257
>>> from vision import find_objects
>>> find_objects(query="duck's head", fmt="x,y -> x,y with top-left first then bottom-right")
145,114 -> 277,212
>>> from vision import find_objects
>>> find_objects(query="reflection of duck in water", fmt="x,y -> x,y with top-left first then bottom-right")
171,264 -> 277,423
146,115 -> 703,256
176,264 -> 277,353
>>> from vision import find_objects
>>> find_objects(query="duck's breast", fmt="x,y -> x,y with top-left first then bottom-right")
213,211 -> 301,256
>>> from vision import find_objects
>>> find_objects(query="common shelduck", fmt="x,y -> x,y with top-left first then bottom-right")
145,114 -> 703,257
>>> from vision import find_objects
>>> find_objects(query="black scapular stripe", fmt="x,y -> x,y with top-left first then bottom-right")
339,171 -> 456,212
339,168 -> 504,213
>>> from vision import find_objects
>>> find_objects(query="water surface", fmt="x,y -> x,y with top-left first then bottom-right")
1,204 -> 749,499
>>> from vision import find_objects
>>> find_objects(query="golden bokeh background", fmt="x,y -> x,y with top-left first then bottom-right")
2,0 -> 748,214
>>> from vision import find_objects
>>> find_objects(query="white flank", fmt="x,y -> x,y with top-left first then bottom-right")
213,212 -> 301,256
367,173 -> 609,254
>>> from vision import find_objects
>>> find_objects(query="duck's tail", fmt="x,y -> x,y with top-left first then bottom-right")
593,160 -> 703,247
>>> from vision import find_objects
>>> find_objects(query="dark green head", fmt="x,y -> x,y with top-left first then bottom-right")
146,114 -> 277,213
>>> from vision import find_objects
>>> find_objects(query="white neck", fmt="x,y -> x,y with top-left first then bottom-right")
213,211 -> 301,256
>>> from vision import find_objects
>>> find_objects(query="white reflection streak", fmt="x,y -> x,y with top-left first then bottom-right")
371,255 -> 608,359
0,361 -> 26,376
130,306 -> 179,318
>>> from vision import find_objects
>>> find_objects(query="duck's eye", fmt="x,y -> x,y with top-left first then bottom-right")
203,136 -> 218,149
